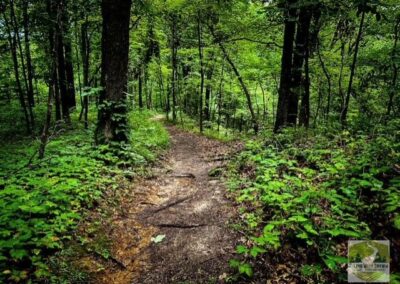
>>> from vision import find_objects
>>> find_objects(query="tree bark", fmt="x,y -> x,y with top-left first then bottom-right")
138,66 -> 144,108
80,17 -> 90,128
316,41 -> 332,119
387,17 -> 400,117
204,53 -> 214,121
197,12 -> 204,133
274,0 -> 297,132
298,7 -> 312,127
22,0 -> 35,108
341,10 -> 365,126
170,14 -> 178,122
96,0 -> 132,143
2,8 -> 31,134
208,25 -> 258,133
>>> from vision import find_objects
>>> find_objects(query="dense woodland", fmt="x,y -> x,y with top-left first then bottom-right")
0,0 -> 399,283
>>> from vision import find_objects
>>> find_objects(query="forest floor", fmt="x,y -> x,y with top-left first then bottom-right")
84,124 -> 243,284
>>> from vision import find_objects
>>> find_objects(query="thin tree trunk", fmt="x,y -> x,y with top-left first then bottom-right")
217,60 -> 225,132
138,66 -> 144,108
22,0 -> 35,108
2,8 -> 31,133
157,56 -> 165,110
170,14 -> 178,122
39,70 -> 55,159
387,17 -> 400,117
10,0 -> 35,128
54,0 -> 70,122
259,81 -> 267,121
299,44 -> 310,127
204,52 -> 214,121
341,10 -> 366,126
209,25 -> 258,133
298,7 -> 312,127
81,18 -> 90,128
317,41 -> 332,119
197,12 -> 204,133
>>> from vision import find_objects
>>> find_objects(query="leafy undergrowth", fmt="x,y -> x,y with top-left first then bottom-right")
228,120 -> 400,283
0,110 -> 169,283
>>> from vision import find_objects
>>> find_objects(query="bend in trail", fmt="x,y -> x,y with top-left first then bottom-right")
95,125 -> 241,284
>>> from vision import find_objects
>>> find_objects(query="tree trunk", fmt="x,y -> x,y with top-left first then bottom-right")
53,0 -> 70,122
81,17 -> 90,128
387,17 -> 400,117
274,0 -> 297,132
297,7 -> 312,127
60,0 -> 76,110
39,68 -> 55,159
22,0 -> 35,108
317,41 -> 332,119
138,66 -> 144,108
9,0 -> 35,129
96,0 -> 132,143
341,10 -> 365,126
204,54 -> 214,122
217,60 -> 225,132
170,14 -> 178,122
197,13 -> 204,133
208,23 -> 258,133
3,8 -> 31,134
299,43 -> 310,127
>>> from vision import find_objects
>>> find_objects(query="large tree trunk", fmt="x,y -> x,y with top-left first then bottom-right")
288,6 -> 311,125
274,0 -> 297,132
96,0 -> 132,143
53,0 -> 70,122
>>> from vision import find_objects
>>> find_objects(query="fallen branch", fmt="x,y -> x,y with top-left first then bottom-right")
152,196 -> 192,213
169,173 -> 196,179
156,223 -> 206,229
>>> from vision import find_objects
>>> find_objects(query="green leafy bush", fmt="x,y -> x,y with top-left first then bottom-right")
229,124 -> 400,282
0,110 -> 169,282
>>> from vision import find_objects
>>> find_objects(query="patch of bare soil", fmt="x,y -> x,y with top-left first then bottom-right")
90,126 -> 242,284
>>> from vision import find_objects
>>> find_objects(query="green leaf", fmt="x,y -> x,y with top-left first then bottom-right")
238,263 -> 253,277
236,245 -> 249,254
303,223 -> 319,235
229,259 -> 240,268
250,246 -> 266,258
151,234 -> 166,244
10,249 -> 28,260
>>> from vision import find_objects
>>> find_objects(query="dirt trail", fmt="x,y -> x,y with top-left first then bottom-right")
95,125 -> 241,284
